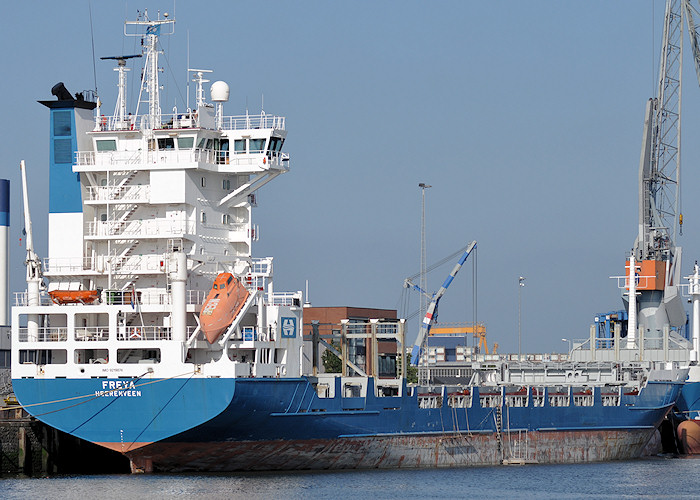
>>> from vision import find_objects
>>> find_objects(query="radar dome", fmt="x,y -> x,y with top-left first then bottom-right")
211,81 -> 230,102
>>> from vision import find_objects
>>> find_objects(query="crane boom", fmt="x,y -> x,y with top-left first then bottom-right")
20,160 -> 42,283
411,240 -> 476,366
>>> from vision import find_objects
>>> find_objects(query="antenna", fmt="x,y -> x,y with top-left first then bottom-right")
188,68 -> 213,109
89,0 -> 98,96
186,30 -> 190,110
101,55 -> 142,126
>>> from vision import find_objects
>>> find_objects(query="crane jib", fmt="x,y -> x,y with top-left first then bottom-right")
410,241 -> 477,366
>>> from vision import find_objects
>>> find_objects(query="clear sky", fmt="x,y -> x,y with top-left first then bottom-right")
2,1 -> 700,354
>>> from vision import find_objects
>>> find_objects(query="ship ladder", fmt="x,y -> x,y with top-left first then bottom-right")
494,406 -> 503,463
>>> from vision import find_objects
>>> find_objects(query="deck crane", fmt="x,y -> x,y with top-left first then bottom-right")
20,160 -> 44,339
625,0 -> 700,343
408,240 -> 477,366
628,0 -> 681,341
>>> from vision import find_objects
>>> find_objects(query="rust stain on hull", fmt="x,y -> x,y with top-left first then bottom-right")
125,429 -> 655,473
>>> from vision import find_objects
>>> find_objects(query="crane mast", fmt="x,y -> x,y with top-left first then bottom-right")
628,0 -> 700,339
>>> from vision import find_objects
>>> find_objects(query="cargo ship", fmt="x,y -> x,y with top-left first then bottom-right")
9,10 -> 688,472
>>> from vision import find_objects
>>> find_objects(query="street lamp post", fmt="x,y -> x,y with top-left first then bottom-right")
518,276 -> 525,360
561,338 -> 572,356
418,183 -> 431,333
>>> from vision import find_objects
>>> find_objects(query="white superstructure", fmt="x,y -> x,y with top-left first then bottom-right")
11,10 -> 303,381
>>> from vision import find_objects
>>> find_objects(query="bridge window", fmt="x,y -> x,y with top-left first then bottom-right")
234,139 -> 246,154
269,136 -> 284,152
178,137 -> 194,149
157,138 -> 175,150
249,138 -> 265,153
96,139 -> 117,151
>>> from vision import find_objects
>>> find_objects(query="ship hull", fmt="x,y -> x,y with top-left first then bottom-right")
126,429 -> 657,472
12,376 -> 682,472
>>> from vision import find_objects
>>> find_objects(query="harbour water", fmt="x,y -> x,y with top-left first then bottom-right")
2,457 -> 700,499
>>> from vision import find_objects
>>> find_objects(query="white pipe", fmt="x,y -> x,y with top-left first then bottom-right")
170,250 -> 187,342
691,263 -> 700,363
627,254 -> 637,349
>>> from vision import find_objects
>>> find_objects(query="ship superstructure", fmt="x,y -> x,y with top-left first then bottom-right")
12,10 -> 302,383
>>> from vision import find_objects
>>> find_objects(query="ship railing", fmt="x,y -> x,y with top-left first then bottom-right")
95,111 -> 285,132
268,292 -> 302,307
76,148 -> 287,170
13,292 -> 54,306
13,289 -> 205,307
43,255 -> 167,275
43,256 -> 96,273
85,185 -> 150,202
85,219 -> 195,238
17,327 -> 68,342
74,327 -> 109,341
116,325 -> 172,341
103,289 -> 206,306
220,114 -> 285,131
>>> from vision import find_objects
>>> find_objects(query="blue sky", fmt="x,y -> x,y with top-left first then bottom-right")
2,1 -> 700,354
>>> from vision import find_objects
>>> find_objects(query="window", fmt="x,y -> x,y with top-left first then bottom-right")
269,136 -> 284,153
20,349 -> 68,364
197,138 -> 206,149
54,139 -> 72,164
234,139 -> 246,154
100,178 -> 108,186
249,138 -> 265,152
201,177 -> 206,188
157,138 -> 175,150
223,179 -> 231,190
117,349 -> 160,364
200,211 -> 207,224
96,139 -> 117,151
178,137 -> 194,149
222,214 -> 231,224
100,213 -> 107,222
53,111 -> 72,136
75,349 -> 109,364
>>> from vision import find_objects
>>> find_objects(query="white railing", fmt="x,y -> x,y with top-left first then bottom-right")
269,292 -> 301,307
94,112 -> 285,132
85,219 -> 195,238
43,257 -> 95,274
18,327 -> 68,342
75,149 -> 287,169
85,185 -> 150,202
14,289 -> 206,307
117,325 -> 172,341
221,114 -> 285,130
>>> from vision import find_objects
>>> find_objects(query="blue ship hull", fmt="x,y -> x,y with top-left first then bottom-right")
677,381 -> 700,419
12,375 -> 684,471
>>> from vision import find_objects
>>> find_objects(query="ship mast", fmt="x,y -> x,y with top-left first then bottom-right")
127,9 -> 175,131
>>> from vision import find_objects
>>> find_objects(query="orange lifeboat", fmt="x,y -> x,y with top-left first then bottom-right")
200,273 -> 250,343
49,290 -> 100,305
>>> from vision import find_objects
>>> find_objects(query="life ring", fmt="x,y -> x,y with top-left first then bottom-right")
130,328 -> 142,340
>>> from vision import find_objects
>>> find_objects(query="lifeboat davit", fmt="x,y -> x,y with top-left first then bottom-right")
200,273 -> 250,343
677,420 -> 700,454
48,289 -> 100,305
